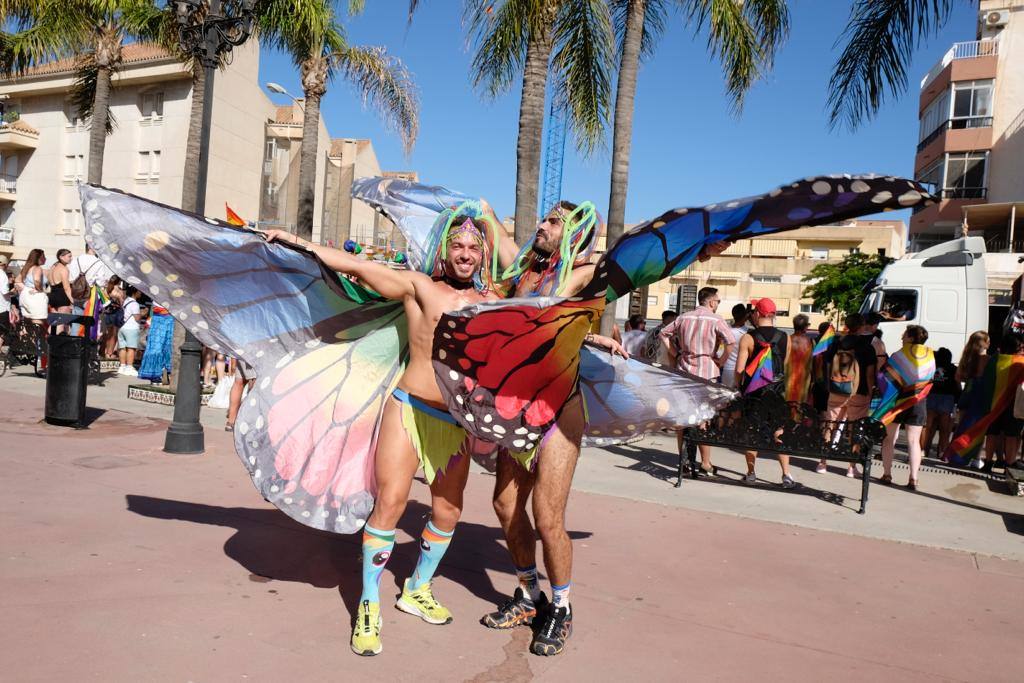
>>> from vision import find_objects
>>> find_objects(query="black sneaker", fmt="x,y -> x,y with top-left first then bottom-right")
530,603 -> 573,656
481,588 -> 548,629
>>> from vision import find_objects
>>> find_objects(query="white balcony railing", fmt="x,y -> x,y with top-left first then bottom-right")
0,226 -> 13,244
0,175 -> 17,194
920,39 -> 999,90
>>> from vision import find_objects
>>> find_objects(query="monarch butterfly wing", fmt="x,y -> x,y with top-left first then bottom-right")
352,176 -> 475,271
578,348 -> 736,446
80,184 -> 409,534
432,295 -> 601,451
580,176 -> 934,302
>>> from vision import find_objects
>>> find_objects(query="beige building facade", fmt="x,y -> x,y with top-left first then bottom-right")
912,1 -> 1024,254
636,220 -> 906,329
0,41 -> 394,264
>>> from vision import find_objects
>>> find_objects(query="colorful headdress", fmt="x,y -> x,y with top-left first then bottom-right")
501,201 -> 600,296
421,200 -> 502,293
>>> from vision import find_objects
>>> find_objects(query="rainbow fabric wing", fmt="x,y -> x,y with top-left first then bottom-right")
433,175 -> 934,452
870,345 -> 936,425
79,185 -> 406,534
945,354 -> 1024,464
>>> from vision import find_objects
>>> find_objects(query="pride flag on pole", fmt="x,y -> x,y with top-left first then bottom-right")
225,204 -> 245,226
813,324 -> 836,356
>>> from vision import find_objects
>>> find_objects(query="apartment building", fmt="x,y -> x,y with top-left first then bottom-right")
636,220 -> 906,329
0,40 -> 397,264
0,41 -> 283,262
911,1 -> 1024,254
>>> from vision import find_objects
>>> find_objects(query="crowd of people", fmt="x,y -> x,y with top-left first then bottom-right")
0,245 -> 254,427
620,287 -> 1024,490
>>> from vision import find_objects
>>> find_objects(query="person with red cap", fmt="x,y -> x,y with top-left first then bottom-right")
734,297 -> 797,489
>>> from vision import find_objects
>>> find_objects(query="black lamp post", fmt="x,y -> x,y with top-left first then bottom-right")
163,0 -> 256,455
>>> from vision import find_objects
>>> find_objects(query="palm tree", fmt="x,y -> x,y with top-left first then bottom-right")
598,0 -> 788,333
258,0 -> 419,241
2,0 -> 161,184
462,0 -> 615,245
828,0 -> 963,130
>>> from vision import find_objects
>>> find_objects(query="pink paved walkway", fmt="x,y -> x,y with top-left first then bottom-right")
2,390 -> 1022,682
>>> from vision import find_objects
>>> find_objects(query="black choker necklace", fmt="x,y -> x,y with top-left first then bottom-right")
440,275 -> 475,290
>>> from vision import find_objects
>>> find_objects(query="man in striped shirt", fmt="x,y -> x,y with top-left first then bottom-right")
660,286 -> 735,472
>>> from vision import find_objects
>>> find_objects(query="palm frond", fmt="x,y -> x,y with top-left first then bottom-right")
71,53 -> 118,134
610,0 -> 669,62
828,0 -> 956,131
683,0 -> 790,111
551,0 -> 614,155
465,0 -> 536,99
347,0 -> 366,15
334,45 -> 420,154
255,0 -> 336,68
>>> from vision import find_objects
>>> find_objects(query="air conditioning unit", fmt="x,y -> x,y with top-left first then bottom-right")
983,9 -> 1009,27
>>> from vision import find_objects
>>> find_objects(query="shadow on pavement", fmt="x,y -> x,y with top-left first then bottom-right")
124,494 -> 594,618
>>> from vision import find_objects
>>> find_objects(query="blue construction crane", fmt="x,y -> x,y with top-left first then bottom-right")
539,89 -> 568,217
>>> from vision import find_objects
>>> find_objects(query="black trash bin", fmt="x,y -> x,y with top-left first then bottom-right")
45,314 -> 93,426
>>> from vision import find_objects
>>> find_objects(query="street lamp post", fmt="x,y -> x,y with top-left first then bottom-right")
163,0 -> 256,455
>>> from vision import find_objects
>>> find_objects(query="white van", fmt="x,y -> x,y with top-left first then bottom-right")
860,237 -> 989,357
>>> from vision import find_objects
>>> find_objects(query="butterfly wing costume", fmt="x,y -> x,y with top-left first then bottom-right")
430,176 -> 935,454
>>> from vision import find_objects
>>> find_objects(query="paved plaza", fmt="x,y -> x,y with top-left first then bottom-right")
3,369 -> 1023,681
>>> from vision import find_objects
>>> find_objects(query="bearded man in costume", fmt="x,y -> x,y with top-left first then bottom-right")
473,200 -> 724,656
263,213 -> 500,657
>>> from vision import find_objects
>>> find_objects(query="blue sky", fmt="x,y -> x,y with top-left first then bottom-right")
259,1 -> 980,224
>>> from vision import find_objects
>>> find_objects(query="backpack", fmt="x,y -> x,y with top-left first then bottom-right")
70,256 -> 92,301
829,349 -> 860,397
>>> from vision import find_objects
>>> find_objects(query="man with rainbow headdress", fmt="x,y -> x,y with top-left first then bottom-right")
264,206 -> 503,657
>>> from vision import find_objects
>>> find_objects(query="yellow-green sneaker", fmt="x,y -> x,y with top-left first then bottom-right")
395,579 -> 453,625
351,600 -> 383,656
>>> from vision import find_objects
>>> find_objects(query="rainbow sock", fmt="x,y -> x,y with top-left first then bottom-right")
515,564 -> 542,602
359,524 -> 396,604
409,520 -> 454,589
551,581 -> 571,613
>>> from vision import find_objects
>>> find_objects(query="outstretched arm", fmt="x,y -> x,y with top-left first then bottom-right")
479,199 -> 521,271
263,230 -> 416,301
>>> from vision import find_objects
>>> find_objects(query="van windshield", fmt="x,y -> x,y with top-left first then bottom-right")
861,289 -> 919,321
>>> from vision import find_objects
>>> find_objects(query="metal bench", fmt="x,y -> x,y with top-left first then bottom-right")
675,390 -> 886,514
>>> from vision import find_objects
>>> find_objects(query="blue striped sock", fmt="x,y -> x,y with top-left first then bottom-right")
359,524 -> 396,604
551,581 -> 571,612
410,520 -> 454,589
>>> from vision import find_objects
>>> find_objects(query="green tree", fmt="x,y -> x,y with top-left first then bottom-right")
259,0 -> 419,241
3,0 -> 163,184
828,0 -> 964,130
801,252 -> 893,321
600,0 -> 788,333
459,0 -> 615,245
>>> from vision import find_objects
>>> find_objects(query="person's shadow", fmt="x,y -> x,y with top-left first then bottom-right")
125,494 -> 592,619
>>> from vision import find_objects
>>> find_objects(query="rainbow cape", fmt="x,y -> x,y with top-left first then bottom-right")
945,354 -> 1024,464
870,344 -> 936,425
813,325 -> 836,356
784,338 -> 813,403
744,344 -> 775,394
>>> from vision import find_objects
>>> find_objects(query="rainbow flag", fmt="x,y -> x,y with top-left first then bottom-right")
784,339 -> 812,403
945,354 -> 1024,465
870,344 -> 935,425
813,325 -> 836,356
743,344 -> 775,394
225,204 -> 245,226
77,285 -> 110,340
